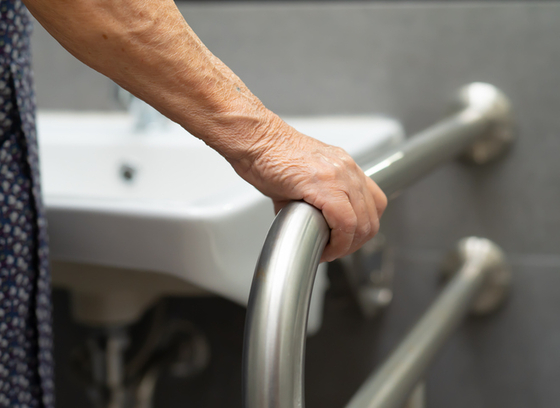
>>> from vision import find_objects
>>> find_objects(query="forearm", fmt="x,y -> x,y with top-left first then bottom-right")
24,0 -> 282,164
23,0 -> 388,262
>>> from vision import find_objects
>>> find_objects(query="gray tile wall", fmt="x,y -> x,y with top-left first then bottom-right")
31,2 -> 560,407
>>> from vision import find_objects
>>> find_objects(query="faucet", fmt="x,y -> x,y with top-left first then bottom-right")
115,85 -> 170,132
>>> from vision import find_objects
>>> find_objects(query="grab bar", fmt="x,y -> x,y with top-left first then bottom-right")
243,83 -> 514,408
345,237 -> 510,408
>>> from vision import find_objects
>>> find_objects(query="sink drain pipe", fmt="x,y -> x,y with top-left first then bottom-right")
243,83 -> 514,408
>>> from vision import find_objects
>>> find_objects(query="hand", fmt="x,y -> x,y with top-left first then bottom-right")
25,0 -> 386,262
230,115 -> 387,263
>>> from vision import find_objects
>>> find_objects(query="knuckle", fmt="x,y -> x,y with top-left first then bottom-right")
343,156 -> 358,170
331,147 -> 354,165
356,221 -> 373,241
341,213 -> 358,235
330,165 -> 342,180
320,165 -> 338,181
341,153 -> 353,165
332,146 -> 347,156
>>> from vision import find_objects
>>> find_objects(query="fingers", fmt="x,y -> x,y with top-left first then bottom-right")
320,193 -> 357,262
366,177 -> 388,218
349,179 -> 377,252
320,172 -> 387,263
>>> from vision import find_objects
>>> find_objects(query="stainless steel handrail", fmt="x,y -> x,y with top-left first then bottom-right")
345,237 -> 510,408
243,83 -> 513,408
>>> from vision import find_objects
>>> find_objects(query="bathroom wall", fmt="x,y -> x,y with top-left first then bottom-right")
31,2 -> 560,407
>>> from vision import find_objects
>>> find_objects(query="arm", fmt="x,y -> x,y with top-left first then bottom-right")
24,0 -> 387,261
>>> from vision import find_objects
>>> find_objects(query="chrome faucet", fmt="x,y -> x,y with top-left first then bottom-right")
116,86 -> 169,132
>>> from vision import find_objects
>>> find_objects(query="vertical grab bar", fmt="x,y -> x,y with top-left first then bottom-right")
243,83 -> 513,408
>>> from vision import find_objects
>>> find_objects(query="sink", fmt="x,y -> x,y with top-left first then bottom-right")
38,111 -> 404,328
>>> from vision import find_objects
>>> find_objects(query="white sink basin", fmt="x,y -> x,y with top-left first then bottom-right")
38,112 -> 403,327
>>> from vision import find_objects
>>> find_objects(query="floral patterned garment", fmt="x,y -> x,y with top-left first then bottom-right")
0,0 -> 54,407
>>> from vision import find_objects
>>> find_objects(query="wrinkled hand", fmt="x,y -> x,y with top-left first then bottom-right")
230,117 -> 387,263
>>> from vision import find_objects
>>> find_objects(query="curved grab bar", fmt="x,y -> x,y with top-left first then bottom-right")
243,83 -> 513,408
